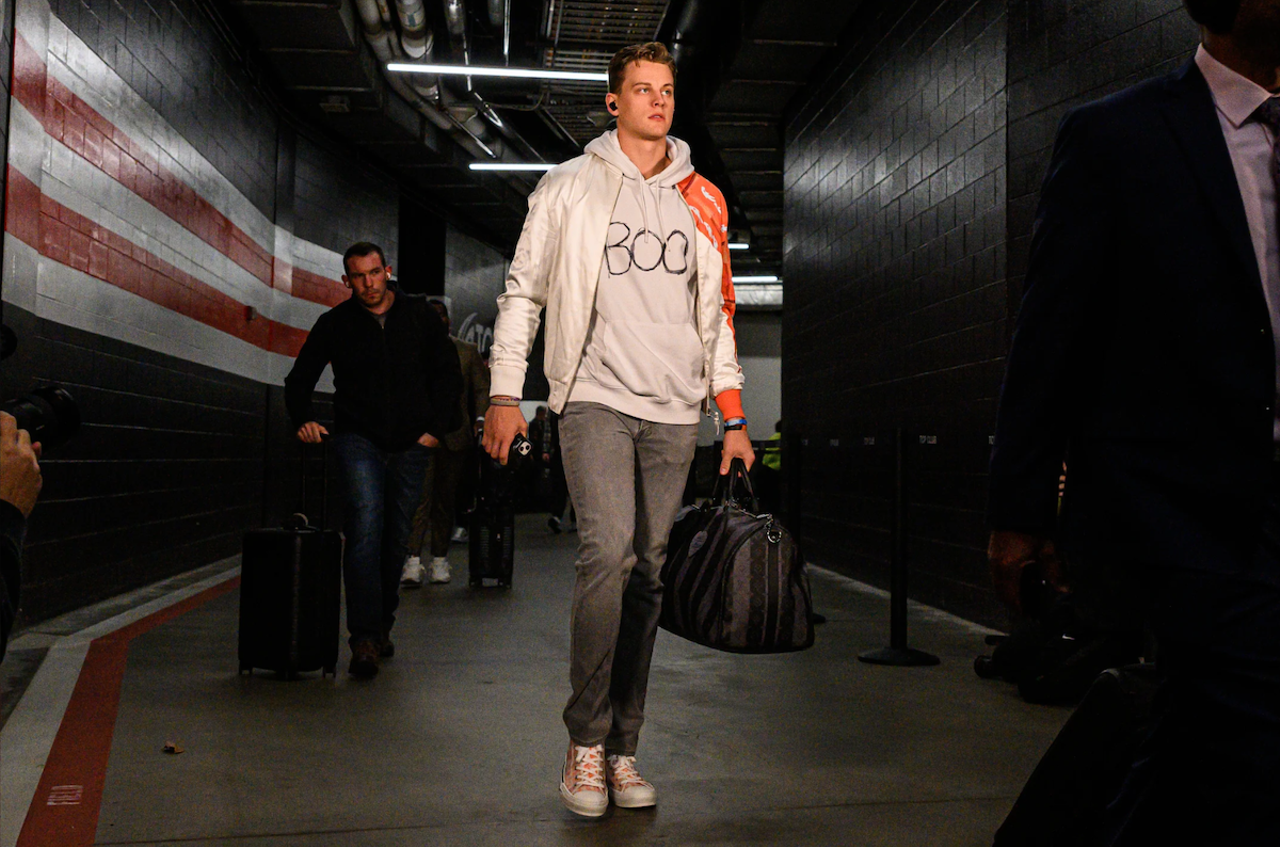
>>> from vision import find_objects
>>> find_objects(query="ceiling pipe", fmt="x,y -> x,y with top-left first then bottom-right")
391,0 -> 438,99
394,0 -> 430,59
405,30 -> 439,99
353,0 -> 501,158
375,0 -> 394,28
499,0 -> 510,64
443,0 -> 470,67
470,91 -> 544,161
433,0 -> 535,158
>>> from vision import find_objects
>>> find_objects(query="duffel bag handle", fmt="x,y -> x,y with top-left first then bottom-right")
711,457 -> 761,514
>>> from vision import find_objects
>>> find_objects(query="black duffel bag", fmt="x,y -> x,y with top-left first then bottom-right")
659,459 -> 815,653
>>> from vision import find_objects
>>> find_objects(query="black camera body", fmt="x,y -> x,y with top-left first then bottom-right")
2,386 -> 80,449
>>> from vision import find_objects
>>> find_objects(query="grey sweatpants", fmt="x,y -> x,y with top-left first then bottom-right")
558,401 -> 698,755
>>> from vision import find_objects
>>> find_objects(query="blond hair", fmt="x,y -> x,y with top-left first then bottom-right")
608,42 -> 676,95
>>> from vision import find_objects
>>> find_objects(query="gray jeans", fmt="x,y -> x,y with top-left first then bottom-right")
558,401 -> 698,755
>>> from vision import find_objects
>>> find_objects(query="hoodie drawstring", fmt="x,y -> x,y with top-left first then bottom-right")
634,177 -> 670,246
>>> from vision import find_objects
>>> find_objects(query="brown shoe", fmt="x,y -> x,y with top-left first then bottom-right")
349,640 -> 379,678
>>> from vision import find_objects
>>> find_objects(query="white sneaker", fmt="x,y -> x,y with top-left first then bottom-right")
400,556 -> 424,588
606,754 -> 657,808
559,743 -> 607,817
428,556 -> 451,584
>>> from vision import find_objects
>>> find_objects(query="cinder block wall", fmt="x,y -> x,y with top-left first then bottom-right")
0,0 -> 405,624
783,0 -> 1198,627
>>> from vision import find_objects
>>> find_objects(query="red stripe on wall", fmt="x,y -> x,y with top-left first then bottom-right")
293,266 -> 349,308
10,33 -> 345,307
6,166 -> 318,358
14,576 -> 240,847
4,153 -> 40,247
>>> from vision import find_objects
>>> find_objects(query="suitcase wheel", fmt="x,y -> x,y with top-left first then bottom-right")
974,655 -> 1001,679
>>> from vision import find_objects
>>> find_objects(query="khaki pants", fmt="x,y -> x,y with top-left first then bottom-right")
407,446 -> 468,559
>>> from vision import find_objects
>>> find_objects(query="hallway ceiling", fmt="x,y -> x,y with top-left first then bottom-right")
215,0 -> 862,290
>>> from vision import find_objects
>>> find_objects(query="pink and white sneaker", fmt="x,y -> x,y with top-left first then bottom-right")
559,743 -> 608,817
606,754 -> 657,808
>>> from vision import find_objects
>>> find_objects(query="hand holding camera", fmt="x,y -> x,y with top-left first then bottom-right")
0,412 -> 42,518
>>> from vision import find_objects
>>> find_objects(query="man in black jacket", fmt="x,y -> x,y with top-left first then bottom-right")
285,242 -> 461,678
989,0 -> 1279,841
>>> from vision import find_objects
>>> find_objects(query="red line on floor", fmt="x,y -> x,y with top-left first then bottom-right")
14,575 -> 241,847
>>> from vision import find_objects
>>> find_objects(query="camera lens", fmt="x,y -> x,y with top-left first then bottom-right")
2,385 -> 81,449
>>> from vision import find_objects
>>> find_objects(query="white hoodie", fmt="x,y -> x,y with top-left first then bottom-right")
569,131 -> 704,424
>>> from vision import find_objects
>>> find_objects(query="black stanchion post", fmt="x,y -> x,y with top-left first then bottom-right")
859,426 -> 940,667
783,430 -> 803,538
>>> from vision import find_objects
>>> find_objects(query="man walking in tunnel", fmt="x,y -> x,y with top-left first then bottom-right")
285,242 -> 461,679
989,0 -> 1280,841
401,298 -> 489,587
483,42 -> 755,817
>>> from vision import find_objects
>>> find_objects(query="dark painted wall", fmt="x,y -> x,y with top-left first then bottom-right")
1006,0 -> 1197,304
784,0 -> 1009,624
48,0 -> 279,218
782,0 -> 1199,627
294,132 -> 400,266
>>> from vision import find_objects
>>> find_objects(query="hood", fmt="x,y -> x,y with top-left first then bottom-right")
584,130 -> 695,241
584,130 -> 694,187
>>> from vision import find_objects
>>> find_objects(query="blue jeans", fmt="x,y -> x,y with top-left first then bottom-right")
331,433 -> 432,647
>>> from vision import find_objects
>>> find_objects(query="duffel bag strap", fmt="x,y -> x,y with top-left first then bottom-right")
711,457 -> 761,513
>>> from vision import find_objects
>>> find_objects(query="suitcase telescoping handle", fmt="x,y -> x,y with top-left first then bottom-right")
292,437 -> 329,531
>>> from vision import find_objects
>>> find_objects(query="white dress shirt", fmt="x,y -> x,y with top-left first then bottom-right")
1195,45 -> 1280,437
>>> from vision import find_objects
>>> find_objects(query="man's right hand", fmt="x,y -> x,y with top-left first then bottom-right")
296,421 -> 329,444
988,530 -> 1060,617
0,412 -> 42,517
482,404 -> 527,465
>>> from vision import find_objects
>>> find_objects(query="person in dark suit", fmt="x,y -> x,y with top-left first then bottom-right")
988,0 -> 1279,842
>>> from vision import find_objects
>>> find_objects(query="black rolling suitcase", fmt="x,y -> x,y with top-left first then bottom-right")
468,434 -> 530,588
238,446 -> 341,678
993,663 -> 1165,846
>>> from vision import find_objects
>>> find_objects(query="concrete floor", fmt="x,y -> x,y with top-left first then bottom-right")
7,516 -> 1071,846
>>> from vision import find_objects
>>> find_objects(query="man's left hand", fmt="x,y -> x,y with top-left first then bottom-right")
418,432 -> 440,448
721,429 -> 755,474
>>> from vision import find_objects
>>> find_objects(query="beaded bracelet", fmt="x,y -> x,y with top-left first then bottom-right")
490,396 -> 521,407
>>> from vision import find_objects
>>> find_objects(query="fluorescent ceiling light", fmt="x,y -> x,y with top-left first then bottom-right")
733,275 -> 780,283
728,242 -> 750,250
469,163 -> 556,172
387,63 -> 608,83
